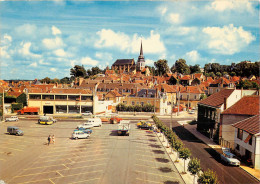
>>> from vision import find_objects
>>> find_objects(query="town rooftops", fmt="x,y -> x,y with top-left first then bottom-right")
198,89 -> 235,108
222,96 -> 260,116
180,86 -> 204,94
28,88 -> 92,94
112,59 -> 135,66
232,115 -> 260,135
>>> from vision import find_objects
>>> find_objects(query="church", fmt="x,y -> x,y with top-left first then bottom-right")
111,41 -> 146,74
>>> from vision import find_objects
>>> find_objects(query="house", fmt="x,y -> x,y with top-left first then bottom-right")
208,77 -> 235,95
197,89 -> 257,140
155,84 -> 178,104
232,115 -> 260,169
220,96 -> 259,149
179,75 -> 192,86
104,89 -> 122,103
179,86 -> 205,109
126,89 -> 169,115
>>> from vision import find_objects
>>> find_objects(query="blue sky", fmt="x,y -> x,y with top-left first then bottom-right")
1,0 -> 259,80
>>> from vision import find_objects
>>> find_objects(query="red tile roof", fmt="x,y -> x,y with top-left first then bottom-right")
180,86 -> 204,94
199,89 -> 235,108
180,75 -> 191,80
232,115 -> 260,135
194,73 -> 203,79
222,96 -> 260,116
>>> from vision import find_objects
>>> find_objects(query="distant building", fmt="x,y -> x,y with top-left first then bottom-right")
111,41 -> 146,73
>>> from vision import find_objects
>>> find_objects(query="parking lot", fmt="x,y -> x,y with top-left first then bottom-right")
0,119 -> 184,184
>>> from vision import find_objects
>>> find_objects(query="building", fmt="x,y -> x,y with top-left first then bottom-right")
233,115 -> 260,169
179,86 -> 205,109
111,59 -> 135,73
27,88 -> 96,115
197,89 -> 257,139
136,40 -> 145,72
220,96 -> 259,149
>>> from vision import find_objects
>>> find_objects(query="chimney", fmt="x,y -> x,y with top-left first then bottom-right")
155,88 -> 158,98
136,87 -> 138,97
224,97 -> 227,110
146,89 -> 148,97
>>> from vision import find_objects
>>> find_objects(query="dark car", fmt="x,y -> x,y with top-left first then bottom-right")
7,126 -> 24,136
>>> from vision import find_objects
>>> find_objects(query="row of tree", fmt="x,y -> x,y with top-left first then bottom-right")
116,103 -> 154,112
152,115 -> 218,184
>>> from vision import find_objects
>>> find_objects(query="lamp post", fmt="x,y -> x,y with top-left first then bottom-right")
170,95 -> 173,131
2,88 -> 4,122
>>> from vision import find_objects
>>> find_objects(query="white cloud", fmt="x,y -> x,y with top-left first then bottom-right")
50,68 -> 57,72
1,34 -> 12,59
145,59 -> 155,66
80,56 -> 99,66
15,24 -> 37,38
29,62 -> 37,67
158,6 -> 167,16
42,37 -> 64,50
185,50 -> 201,63
168,13 -> 180,24
52,26 -> 62,35
18,42 -> 41,58
208,0 -> 254,13
202,24 -> 255,55
54,49 -> 67,57
39,59 -> 50,65
95,29 -> 165,55
70,59 -> 76,67
95,52 -> 113,61
3,34 -> 12,43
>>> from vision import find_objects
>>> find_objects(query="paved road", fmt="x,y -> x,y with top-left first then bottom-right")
0,120 -> 184,184
161,119 -> 259,184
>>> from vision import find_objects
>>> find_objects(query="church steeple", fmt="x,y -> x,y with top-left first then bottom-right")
137,39 -> 145,72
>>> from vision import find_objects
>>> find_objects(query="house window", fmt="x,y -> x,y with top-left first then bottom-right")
136,102 -> 139,105
249,135 -> 253,145
194,95 -> 196,100
236,144 -> 240,151
237,129 -> 243,140
123,101 -> 127,104
132,101 -> 135,105
141,102 -> 144,106
180,95 -> 182,100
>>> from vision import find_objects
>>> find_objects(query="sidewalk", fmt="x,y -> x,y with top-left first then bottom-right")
180,121 -> 260,182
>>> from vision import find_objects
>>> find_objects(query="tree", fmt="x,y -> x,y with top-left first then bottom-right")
16,93 -> 27,107
173,59 -> 190,74
154,59 -> 170,76
116,103 -> 127,111
51,78 -> 60,84
70,65 -> 87,78
127,105 -> 134,112
91,66 -> 103,76
230,72 -> 236,77
198,169 -> 218,184
188,158 -> 201,184
179,147 -> 191,173
190,64 -> 200,74
60,77 -> 70,84
208,72 -> 215,78
134,104 -> 142,112
216,72 -> 222,77
168,76 -> 178,85
41,77 -> 51,84
142,104 -> 154,112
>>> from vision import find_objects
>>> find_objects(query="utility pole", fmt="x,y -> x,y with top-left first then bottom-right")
177,85 -> 180,116
187,88 -> 190,112
170,95 -> 173,130
2,88 -> 4,122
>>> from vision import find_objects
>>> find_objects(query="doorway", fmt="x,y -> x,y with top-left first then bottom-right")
43,106 -> 53,114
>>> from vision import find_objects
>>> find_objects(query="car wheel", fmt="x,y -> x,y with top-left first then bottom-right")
75,137 -> 78,140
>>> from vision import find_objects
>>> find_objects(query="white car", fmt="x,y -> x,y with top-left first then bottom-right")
81,111 -> 92,116
220,148 -> 240,166
72,131 -> 90,139
5,116 -> 19,122
77,118 -> 102,129
188,110 -> 195,114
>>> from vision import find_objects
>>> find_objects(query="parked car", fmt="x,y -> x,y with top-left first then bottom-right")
188,110 -> 195,114
117,120 -> 130,136
72,131 -> 90,139
77,118 -> 102,129
5,116 -> 19,122
220,148 -> 240,166
7,126 -> 24,136
74,128 -> 93,134
137,121 -> 153,130
38,116 -> 57,125
81,111 -> 92,116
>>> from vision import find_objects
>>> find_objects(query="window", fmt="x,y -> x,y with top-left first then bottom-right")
237,129 -> 243,140
141,102 -> 144,106
194,95 -> 196,100
68,95 -> 80,101
81,96 -> 93,101
132,101 -> 135,105
249,135 -> 253,145
42,95 -> 54,100
29,94 -> 41,100
55,95 -> 67,100
236,144 -> 240,151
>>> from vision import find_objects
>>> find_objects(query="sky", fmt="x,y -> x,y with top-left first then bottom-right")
0,0 -> 259,80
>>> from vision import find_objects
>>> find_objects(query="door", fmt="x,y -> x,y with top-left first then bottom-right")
43,106 -> 53,114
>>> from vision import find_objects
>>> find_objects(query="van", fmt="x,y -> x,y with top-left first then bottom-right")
5,116 -> 19,122
77,118 -> 102,129
7,126 -> 24,136
72,131 -> 90,139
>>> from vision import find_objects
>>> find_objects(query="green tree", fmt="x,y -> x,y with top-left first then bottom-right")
188,158 -> 201,184
16,93 -> 27,107
200,94 -> 207,100
216,72 -> 222,77
142,104 -> 154,112
208,72 -> 215,78
154,59 -> 170,76
198,169 -> 218,184
179,147 -> 191,173
41,77 -> 51,84
173,59 -> 190,74
127,105 -> 134,112
116,103 -> 127,111
134,104 -> 142,112
51,78 -> 60,84
190,64 -> 200,74
70,65 -> 87,78
230,72 -> 236,77
91,66 -> 103,76
60,77 -> 70,84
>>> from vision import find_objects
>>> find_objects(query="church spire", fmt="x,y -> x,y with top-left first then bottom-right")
140,39 -> 143,56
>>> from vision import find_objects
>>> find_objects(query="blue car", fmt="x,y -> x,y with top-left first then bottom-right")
74,128 -> 93,134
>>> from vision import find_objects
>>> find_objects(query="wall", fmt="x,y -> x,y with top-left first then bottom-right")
221,114 -> 251,149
